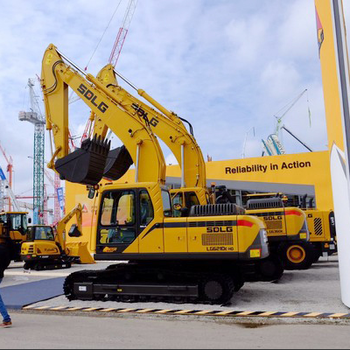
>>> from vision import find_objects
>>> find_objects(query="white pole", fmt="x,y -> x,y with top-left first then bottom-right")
181,144 -> 185,188
330,0 -> 350,308
135,144 -> 140,183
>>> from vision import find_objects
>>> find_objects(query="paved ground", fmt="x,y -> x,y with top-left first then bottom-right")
0,312 -> 349,349
1,257 -> 350,349
23,256 -> 350,314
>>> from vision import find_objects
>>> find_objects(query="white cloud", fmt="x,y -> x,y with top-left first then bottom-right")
0,0 -> 349,203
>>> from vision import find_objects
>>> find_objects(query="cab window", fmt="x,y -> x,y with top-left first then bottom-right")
0,214 -> 6,224
10,215 -> 22,230
162,190 -> 172,217
172,193 -> 183,217
34,227 -> 54,241
101,191 -> 135,226
140,190 -> 154,227
186,192 -> 200,208
99,190 -> 137,245
8,214 -> 27,233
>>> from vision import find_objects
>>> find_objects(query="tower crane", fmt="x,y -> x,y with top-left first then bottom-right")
0,142 -> 14,211
0,166 -> 6,211
0,166 -> 21,212
44,169 -> 63,224
274,89 -> 309,137
28,154 -> 63,224
80,0 -> 138,145
109,0 -> 138,67
262,89 -> 310,156
19,79 -> 46,224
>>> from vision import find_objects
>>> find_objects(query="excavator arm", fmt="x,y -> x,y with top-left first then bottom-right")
55,204 -> 94,264
41,44 -> 166,186
55,204 -> 83,252
92,64 -> 207,189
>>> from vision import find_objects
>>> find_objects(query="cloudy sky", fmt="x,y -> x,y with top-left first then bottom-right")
0,0 -> 349,203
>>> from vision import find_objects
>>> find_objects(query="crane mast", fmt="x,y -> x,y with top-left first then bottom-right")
109,0 -> 138,66
0,166 -> 6,211
44,168 -> 63,223
19,79 -> 46,224
81,0 -> 138,145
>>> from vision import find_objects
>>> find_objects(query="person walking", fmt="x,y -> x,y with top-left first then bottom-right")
0,242 -> 12,328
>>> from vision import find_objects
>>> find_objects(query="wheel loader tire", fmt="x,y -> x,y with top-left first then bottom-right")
280,242 -> 315,270
258,256 -> 285,282
200,274 -> 234,305
310,244 -> 322,263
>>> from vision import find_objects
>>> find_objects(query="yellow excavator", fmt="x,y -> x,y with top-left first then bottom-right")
0,211 -> 29,261
88,65 -> 284,282
40,44 -> 270,304
21,204 -> 94,270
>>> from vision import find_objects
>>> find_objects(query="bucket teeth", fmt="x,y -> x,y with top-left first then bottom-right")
55,134 -> 111,186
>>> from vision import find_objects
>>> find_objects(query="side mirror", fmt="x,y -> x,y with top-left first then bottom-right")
68,224 -> 82,238
88,188 -> 96,200
28,218 -> 32,224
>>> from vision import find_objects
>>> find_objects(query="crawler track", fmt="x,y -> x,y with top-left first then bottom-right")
64,262 -> 244,305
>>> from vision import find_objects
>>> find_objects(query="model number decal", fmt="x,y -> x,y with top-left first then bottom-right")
206,246 -> 235,252
77,84 -> 109,113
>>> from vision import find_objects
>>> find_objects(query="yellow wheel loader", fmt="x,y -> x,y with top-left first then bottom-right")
245,195 -> 312,271
298,209 -> 336,262
240,192 -> 335,270
39,44 -> 271,304
0,211 -> 29,262
21,204 -> 94,270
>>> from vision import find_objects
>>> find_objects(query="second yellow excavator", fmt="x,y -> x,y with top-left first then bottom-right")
87,65 -> 284,282
20,204 -> 94,270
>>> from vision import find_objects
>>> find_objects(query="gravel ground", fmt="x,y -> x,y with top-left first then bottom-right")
28,256 -> 350,314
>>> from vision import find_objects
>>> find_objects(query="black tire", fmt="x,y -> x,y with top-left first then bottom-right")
258,256 -> 285,282
200,274 -> 234,305
280,242 -> 315,270
310,244 -> 322,263
23,262 -> 34,270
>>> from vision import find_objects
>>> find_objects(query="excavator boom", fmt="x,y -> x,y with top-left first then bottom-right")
41,44 -> 166,186
93,64 -> 206,189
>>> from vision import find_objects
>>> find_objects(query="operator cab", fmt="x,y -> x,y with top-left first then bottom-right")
0,212 -> 29,238
171,191 -> 200,217
27,226 -> 55,242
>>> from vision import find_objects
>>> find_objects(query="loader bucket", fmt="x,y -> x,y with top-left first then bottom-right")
103,146 -> 133,181
55,135 -> 111,186
66,242 -> 95,264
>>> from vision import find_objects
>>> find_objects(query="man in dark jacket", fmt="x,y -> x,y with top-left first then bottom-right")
0,243 -> 12,327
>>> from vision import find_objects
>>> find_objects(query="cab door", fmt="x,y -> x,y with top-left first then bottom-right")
96,189 -> 139,256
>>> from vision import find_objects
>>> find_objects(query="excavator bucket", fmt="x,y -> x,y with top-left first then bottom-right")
55,135 -> 111,186
103,146 -> 133,181
66,242 -> 95,264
